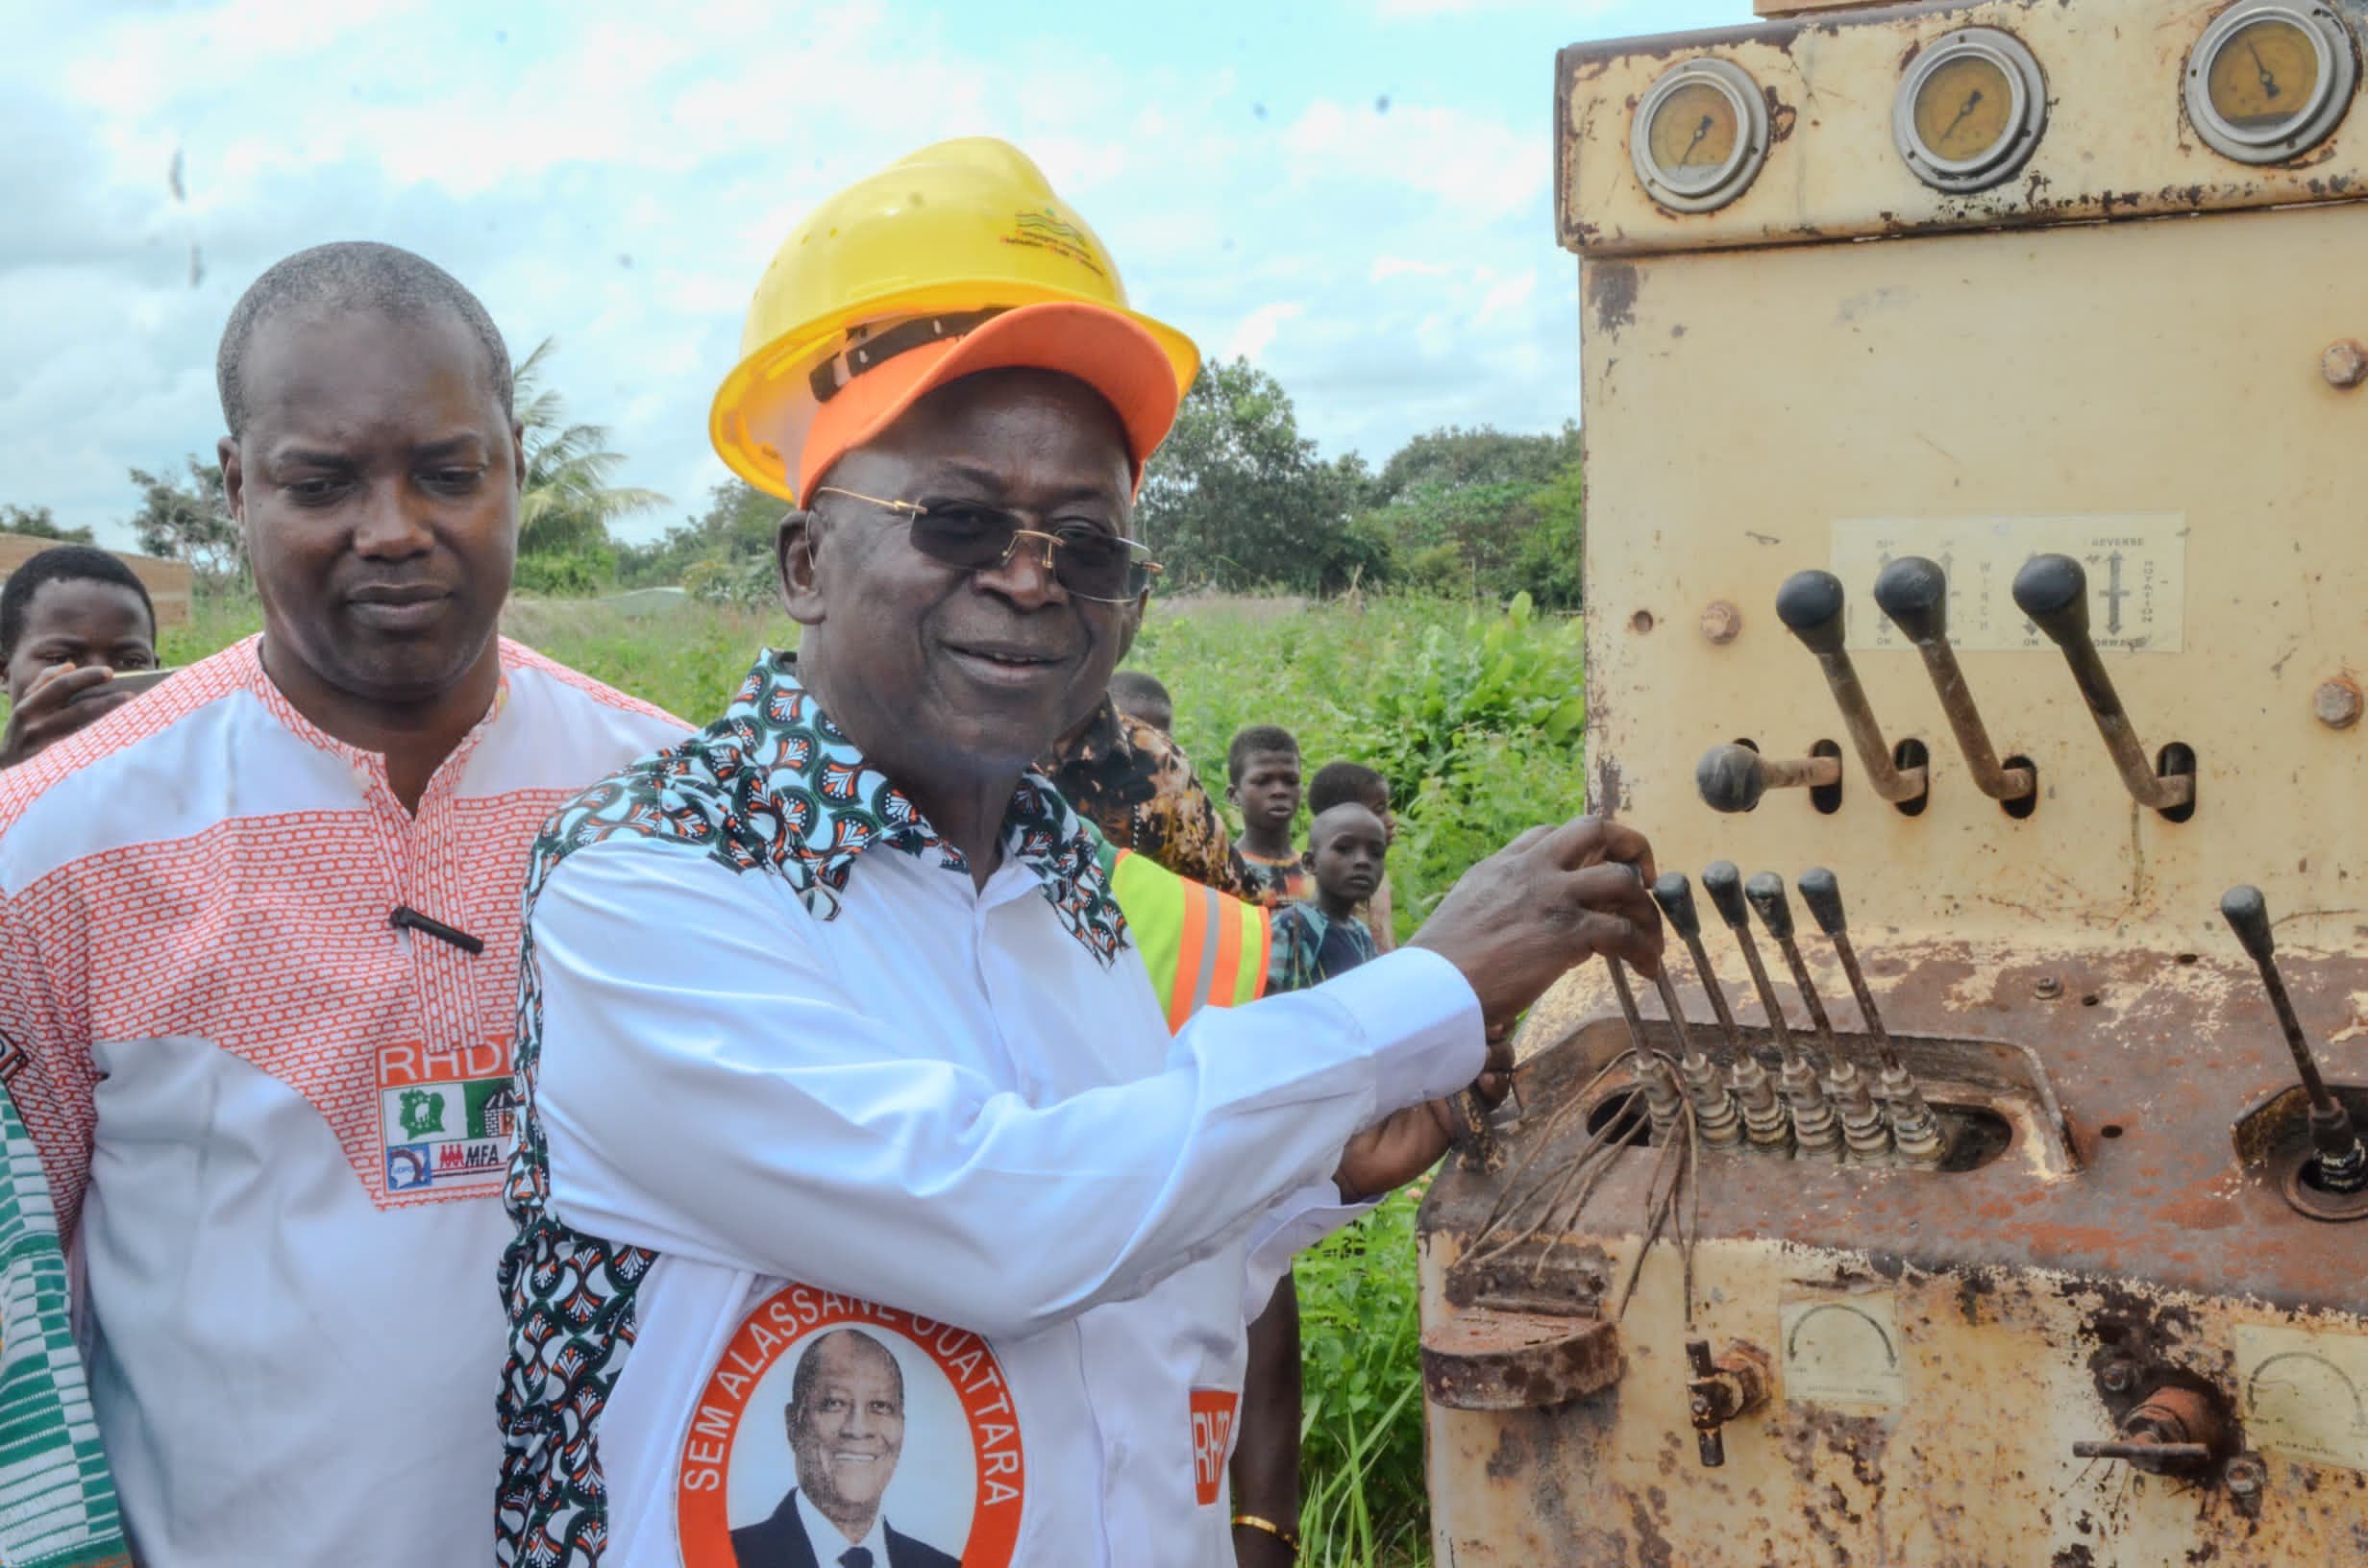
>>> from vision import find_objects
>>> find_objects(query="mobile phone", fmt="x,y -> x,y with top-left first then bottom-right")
70,666 -> 179,702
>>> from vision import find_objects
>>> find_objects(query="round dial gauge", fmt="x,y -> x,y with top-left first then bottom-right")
2185,3 -> 2359,164
1893,28 -> 2049,193
1632,59 -> 1769,214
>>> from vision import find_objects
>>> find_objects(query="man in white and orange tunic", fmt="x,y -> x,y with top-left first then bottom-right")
0,242 -> 684,1566
495,139 -> 1663,1568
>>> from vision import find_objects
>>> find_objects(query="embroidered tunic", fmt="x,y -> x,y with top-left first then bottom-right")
496,653 -> 1482,1567
0,636 -> 684,1568
1039,697 -> 1246,896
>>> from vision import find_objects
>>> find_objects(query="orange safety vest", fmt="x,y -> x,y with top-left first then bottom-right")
1107,846 -> 1272,1033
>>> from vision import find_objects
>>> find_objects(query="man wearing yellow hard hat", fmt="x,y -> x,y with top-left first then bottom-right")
494,137 -> 1662,1568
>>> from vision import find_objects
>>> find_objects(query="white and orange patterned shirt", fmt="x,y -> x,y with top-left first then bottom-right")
0,635 -> 685,1568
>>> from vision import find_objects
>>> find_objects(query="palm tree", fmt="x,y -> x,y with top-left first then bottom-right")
511,338 -> 667,559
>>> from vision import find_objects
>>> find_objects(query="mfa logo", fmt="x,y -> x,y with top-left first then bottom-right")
1190,1387 -> 1240,1507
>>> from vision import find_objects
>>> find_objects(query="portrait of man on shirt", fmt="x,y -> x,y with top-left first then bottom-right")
728,1328 -> 960,1568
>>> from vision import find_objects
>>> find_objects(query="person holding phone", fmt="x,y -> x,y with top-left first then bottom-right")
0,544 -> 161,770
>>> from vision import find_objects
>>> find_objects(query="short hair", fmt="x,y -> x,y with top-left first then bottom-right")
1308,800 -> 1386,852
787,1329 -> 903,1422
1309,761 -> 1389,816
216,242 -> 512,438
1227,723 -> 1300,783
1,546 -> 158,663
1109,670 -> 1171,712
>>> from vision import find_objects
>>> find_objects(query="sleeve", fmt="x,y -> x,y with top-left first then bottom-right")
0,886 -> 96,1243
528,840 -> 1485,1343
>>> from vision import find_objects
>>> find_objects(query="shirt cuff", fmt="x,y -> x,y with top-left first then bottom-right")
1320,945 -> 1487,1115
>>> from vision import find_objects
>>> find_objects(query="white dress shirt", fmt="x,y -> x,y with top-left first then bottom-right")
495,656 -> 1483,1568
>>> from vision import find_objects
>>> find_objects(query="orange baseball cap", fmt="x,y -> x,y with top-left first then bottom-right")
795,300 -> 1182,506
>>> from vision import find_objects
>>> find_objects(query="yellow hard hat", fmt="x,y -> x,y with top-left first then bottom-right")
711,136 -> 1201,503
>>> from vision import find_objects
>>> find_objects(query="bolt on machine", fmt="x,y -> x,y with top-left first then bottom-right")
1417,0 -> 2368,1561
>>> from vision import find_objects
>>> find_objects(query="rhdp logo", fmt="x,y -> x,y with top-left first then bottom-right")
1190,1387 -> 1240,1507
398,1088 -> 446,1139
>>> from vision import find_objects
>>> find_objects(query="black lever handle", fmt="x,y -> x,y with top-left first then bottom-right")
1872,556 -> 2036,806
1702,861 -> 1750,931
1776,571 -> 1929,807
1796,866 -> 1847,937
1743,872 -> 1794,940
2220,884 -> 2367,1188
2012,554 -> 2194,814
1695,744 -> 1842,814
1652,873 -> 1702,940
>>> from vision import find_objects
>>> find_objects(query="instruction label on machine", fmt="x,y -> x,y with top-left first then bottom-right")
1780,1293 -> 1905,1409
2236,1323 -> 2368,1473
1831,516 -> 2187,654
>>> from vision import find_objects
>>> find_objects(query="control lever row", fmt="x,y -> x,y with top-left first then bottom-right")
1696,553 -> 2196,819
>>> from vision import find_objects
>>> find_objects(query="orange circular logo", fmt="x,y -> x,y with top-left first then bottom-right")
678,1284 -> 1024,1567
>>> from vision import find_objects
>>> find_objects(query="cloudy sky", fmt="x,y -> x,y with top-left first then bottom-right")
6,0 -> 1739,548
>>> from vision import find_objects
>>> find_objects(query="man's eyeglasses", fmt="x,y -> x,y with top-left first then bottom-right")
811,487 -> 1161,604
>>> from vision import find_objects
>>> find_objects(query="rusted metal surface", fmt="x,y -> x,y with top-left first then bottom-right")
1420,1309 -> 1622,1412
1557,0 -> 2368,258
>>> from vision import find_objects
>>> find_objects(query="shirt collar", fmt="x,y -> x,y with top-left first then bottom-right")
714,651 -> 1127,965
238,633 -> 512,806
794,1487 -> 889,1565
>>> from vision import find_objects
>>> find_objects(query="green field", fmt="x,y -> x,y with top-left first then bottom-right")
145,587 -> 1589,1565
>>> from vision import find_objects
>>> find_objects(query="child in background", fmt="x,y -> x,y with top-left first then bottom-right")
1267,803 -> 1390,992
1227,723 -> 1310,908
1307,760 -> 1397,952
1106,669 -> 1174,735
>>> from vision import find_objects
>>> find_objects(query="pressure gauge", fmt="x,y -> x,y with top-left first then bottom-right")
1893,28 -> 2049,193
2184,2 -> 2359,164
1632,59 -> 1770,213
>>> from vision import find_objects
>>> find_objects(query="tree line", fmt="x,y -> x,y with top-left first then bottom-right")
12,352 -> 1585,611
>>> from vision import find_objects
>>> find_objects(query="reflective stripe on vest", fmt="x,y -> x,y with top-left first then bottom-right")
1109,848 -> 1272,1033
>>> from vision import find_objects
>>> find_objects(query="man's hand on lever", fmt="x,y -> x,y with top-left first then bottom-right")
1337,817 -> 1663,1200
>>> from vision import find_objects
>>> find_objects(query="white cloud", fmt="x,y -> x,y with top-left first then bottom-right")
1225,301 -> 1307,362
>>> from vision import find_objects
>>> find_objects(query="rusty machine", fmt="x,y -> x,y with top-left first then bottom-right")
1415,0 -> 2368,1560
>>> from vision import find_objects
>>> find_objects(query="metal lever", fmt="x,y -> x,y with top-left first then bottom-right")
2010,554 -> 2194,814
1705,863 -> 1839,1157
1695,744 -> 1842,815
1745,874 -> 1890,1161
1870,556 -> 2036,806
2220,886 -> 2368,1199
1776,571 -> 1929,807
1650,874 -> 1770,1151
2073,1387 -> 2224,1475
1796,868 -> 1947,1164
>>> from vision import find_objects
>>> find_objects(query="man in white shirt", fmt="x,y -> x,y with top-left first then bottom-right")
494,138 -> 1662,1568
0,242 -> 686,1566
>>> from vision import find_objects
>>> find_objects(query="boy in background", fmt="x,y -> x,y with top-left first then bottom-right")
1108,668 -> 1174,735
1,546 -> 160,770
1268,803 -> 1390,992
1227,723 -> 1310,908
1307,760 -> 1397,952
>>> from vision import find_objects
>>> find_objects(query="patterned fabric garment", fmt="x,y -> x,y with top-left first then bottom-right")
1040,697 -> 1247,896
495,650 -> 1482,1567
1266,903 -> 1380,995
498,650 -> 1127,1566
0,635 -> 684,1568
0,1084 -> 127,1568
1237,849 -> 1313,911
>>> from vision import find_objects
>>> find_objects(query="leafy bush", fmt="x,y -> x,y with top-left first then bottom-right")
1296,1188 -> 1430,1566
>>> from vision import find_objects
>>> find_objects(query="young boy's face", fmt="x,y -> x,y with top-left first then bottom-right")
5,577 -> 158,707
1231,748 -> 1302,834
1308,804 -> 1388,906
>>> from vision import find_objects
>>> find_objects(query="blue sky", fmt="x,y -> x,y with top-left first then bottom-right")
4,0 -> 1743,548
